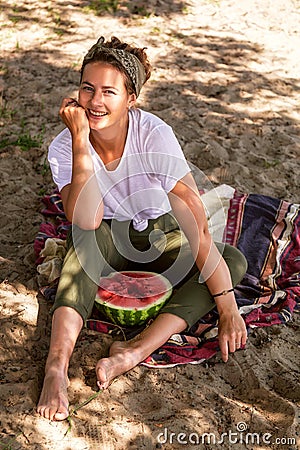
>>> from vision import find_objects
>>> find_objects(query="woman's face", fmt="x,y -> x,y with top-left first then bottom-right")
78,62 -> 135,133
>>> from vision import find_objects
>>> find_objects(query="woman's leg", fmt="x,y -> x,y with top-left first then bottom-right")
51,222 -> 127,319
95,215 -> 189,388
95,242 -> 247,388
37,222 -> 127,420
161,243 -> 248,329
37,307 -> 83,421
96,313 -> 187,389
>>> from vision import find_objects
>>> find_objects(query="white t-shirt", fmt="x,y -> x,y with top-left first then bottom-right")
48,108 -> 191,231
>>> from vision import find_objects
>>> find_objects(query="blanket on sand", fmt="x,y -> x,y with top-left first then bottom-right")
34,186 -> 300,368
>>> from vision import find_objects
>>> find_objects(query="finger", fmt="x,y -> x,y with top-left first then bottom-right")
219,337 -> 229,363
60,97 -> 77,110
66,98 -> 78,107
241,330 -> 248,346
60,99 -> 70,116
61,97 -> 72,107
233,328 -> 247,350
234,332 -> 243,349
228,333 -> 237,354
235,341 -> 240,350
59,98 -> 80,121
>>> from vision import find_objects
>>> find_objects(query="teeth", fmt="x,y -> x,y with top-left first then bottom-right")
90,110 -> 107,117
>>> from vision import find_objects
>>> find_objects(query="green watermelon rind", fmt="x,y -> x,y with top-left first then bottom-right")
94,271 -> 172,327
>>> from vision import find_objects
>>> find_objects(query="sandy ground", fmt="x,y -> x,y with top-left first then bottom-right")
0,0 -> 299,449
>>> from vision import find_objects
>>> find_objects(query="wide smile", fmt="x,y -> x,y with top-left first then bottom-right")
88,109 -> 108,118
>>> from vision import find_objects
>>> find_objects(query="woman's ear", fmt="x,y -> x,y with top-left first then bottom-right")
128,93 -> 137,108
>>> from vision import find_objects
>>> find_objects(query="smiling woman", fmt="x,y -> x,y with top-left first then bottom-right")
79,62 -> 135,137
37,36 -> 248,422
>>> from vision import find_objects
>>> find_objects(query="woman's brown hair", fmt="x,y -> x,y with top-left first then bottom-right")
80,36 -> 152,96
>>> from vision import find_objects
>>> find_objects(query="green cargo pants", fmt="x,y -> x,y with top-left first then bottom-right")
51,213 -> 247,329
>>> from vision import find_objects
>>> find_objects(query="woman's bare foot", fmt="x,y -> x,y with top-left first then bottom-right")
37,368 -> 69,421
95,314 -> 187,389
96,340 -> 144,389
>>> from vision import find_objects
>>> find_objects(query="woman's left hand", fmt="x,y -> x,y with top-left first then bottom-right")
217,309 -> 247,362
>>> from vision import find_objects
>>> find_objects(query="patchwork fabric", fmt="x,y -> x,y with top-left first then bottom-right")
35,187 -> 300,368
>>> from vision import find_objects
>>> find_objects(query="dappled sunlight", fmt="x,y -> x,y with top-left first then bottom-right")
142,26 -> 300,200
0,287 -> 38,324
0,0 -> 299,448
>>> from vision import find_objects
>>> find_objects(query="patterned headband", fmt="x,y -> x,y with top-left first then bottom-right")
82,36 -> 147,97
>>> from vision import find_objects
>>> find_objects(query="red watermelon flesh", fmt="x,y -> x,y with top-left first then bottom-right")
95,271 -> 173,326
98,272 -> 168,308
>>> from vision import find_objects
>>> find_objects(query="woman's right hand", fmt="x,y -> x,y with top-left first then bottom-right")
59,97 -> 90,139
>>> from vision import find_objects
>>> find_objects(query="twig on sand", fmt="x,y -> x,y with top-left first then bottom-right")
64,390 -> 103,437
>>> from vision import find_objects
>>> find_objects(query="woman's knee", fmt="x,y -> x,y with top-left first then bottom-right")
70,221 -> 115,260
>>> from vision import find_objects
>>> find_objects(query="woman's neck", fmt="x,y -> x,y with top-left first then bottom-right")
89,116 -> 129,165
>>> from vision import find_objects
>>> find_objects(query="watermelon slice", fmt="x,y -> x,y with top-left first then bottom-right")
95,271 -> 173,326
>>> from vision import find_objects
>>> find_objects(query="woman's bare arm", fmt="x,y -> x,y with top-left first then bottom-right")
59,98 -> 103,230
168,173 -> 247,362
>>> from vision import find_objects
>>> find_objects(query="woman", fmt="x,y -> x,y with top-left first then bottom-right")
37,36 -> 248,421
